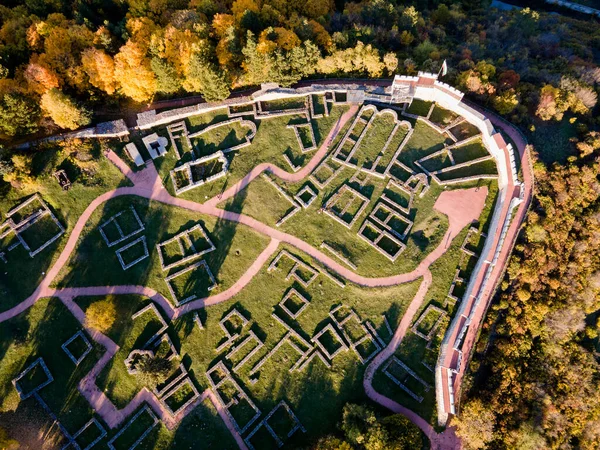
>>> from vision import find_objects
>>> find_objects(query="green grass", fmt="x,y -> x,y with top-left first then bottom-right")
192,121 -> 253,158
248,424 -> 279,449
371,178 -> 498,425
311,95 -> 326,116
406,99 -> 433,117
140,397 -> 238,450
70,251 -> 421,447
110,407 -> 157,450
89,295 -> 167,408
54,196 -> 270,305
0,153 -> 128,312
416,308 -> 443,335
448,121 -> 480,141
220,168 -> 454,277
17,213 -> 64,252
428,105 -> 459,128
398,121 -> 451,170
220,117 -> 499,279
170,243 -> 422,447
150,104 -> 349,203
436,159 -> 497,182
419,153 -> 453,172
353,113 -> 397,168
450,139 -> 490,164
0,98 -> 508,446
0,297 -> 103,430
371,123 -> 410,174
164,382 -> 195,412
260,97 -> 306,111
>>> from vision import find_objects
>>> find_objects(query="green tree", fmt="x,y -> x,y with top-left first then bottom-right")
380,414 -> 425,449
432,4 -> 451,25
340,403 -> 389,449
313,435 -> 353,450
135,353 -> 174,388
185,54 -> 231,101
413,40 -> 437,64
40,89 -> 91,130
0,92 -> 40,137
151,57 -> 181,94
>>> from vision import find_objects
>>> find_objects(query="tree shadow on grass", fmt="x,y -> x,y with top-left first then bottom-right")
201,182 -> 248,295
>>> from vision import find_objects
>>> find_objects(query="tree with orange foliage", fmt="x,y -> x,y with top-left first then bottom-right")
113,41 -> 157,102
81,48 -> 116,95
41,22 -> 94,92
23,58 -> 60,94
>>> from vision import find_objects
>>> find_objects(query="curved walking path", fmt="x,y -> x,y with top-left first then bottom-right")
362,187 -> 488,450
52,291 -> 248,448
205,105 -> 358,207
435,101 -> 533,425
363,273 -> 461,450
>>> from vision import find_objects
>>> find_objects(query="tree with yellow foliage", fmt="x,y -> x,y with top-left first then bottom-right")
85,298 -> 117,333
40,88 -> 91,130
317,42 -> 385,78
212,14 -> 234,38
81,48 -> 116,95
114,41 -> 157,102
452,399 -> 495,450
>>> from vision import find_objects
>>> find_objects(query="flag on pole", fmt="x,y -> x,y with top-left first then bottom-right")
441,60 -> 448,77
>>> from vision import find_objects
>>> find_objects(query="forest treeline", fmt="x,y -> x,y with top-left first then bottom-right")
0,0 -> 598,139
455,133 -> 600,449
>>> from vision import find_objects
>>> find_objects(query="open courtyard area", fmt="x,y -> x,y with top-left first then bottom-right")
0,76 -> 531,450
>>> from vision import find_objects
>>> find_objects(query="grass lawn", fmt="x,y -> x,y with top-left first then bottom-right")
0,151 -> 128,312
171,243 -> 422,448
140,398 -> 239,449
78,294 -> 167,408
448,121 -> 480,141
0,297 -> 103,434
406,99 -> 433,117
436,159 -> 497,181
372,179 -> 498,426
398,121 -> 452,170
352,112 -> 397,168
220,167 -> 455,277
143,102 -> 350,203
450,138 -> 490,164
70,245 -> 421,447
54,195 -> 271,306
220,114 -> 498,279
428,105 -> 459,128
